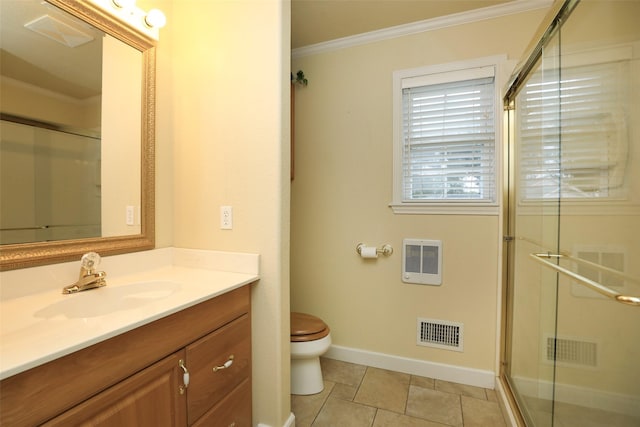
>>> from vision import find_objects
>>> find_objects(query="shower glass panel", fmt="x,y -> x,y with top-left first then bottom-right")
507,28 -> 562,427
504,1 -> 640,426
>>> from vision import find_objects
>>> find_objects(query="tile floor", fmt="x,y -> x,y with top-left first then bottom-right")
291,358 -> 508,427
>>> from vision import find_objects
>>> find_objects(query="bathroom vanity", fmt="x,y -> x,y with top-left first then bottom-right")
1,285 -> 252,426
0,248 -> 259,426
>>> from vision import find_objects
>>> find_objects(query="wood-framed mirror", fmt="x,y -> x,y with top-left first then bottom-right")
0,0 -> 156,270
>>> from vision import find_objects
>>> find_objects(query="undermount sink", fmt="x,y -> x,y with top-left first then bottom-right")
34,281 -> 181,319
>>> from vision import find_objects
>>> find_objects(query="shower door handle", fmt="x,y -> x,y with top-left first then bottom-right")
530,253 -> 640,307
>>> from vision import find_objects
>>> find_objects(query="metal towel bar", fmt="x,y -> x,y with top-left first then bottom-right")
530,253 -> 640,307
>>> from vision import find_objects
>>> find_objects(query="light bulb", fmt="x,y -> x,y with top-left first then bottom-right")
145,9 -> 166,28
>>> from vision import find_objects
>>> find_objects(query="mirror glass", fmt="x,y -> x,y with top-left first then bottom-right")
0,0 -> 155,270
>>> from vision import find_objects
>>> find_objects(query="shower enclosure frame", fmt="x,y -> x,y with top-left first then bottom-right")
500,3 -> 580,424
499,0 -> 640,425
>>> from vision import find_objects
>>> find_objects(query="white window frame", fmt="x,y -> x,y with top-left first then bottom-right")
390,55 -> 508,215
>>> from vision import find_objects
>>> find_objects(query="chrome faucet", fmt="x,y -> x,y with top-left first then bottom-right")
62,252 -> 107,294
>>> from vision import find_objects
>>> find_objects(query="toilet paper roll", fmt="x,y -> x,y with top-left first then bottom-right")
360,246 -> 378,258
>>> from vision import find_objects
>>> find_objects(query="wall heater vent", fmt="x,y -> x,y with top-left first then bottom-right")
546,336 -> 598,367
417,318 -> 463,352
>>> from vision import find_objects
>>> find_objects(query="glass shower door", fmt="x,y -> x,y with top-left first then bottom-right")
550,1 -> 640,425
504,1 -> 640,426
505,27 -> 563,427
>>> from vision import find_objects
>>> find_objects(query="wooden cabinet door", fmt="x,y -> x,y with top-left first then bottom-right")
44,350 -> 187,427
186,314 -> 251,425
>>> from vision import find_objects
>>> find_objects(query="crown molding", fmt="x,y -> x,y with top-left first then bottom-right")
292,0 -> 554,58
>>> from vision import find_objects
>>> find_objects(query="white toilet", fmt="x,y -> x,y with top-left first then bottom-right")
290,312 -> 332,395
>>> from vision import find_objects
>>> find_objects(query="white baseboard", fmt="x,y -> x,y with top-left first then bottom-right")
325,345 -> 496,389
512,375 -> 640,417
284,412 -> 295,427
256,413 -> 295,427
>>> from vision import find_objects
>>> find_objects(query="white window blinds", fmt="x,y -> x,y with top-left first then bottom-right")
401,70 -> 496,203
517,58 -> 630,200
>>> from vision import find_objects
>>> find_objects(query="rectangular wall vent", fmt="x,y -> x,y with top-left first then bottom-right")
571,246 -> 627,299
417,318 -> 463,352
546,336 -> 597,367
25,15 -> 94,48
403,239 -> 442,286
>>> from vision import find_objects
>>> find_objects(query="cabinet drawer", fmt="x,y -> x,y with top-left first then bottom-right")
187,314 -> 251,424
192,378 -> 251,427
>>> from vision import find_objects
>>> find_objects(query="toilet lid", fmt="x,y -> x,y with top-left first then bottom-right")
291,312 -> 329,341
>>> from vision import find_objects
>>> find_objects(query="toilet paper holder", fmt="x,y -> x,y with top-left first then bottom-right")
356,243 -> 393,257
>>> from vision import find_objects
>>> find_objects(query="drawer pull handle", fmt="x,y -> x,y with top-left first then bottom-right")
213,355 -> 234,372
178,359 -> 190,394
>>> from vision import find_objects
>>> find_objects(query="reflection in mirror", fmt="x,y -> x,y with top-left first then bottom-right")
0,116 -> 103,244
1,0 -> 142,244
0,0 -> 156,270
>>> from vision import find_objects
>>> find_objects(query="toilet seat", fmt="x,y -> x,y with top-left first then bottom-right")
291,312 -> 330,342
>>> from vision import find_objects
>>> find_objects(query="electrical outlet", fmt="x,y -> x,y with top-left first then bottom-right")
126,205 -> 135,226
221,206 -> 233,229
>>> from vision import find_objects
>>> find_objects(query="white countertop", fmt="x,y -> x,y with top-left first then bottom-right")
0,248 -> 259,380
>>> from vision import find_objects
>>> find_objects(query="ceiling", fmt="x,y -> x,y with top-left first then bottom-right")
0,0 -> 103,99
291,0 -> 514,49
2,1 -> 517,95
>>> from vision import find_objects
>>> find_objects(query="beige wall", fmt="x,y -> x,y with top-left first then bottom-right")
101,34 -> 141,237
291,9 -> 548,374
151,0 -> 291,425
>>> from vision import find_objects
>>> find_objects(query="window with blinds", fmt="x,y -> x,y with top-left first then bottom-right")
402,76 -> 495,201
392,58 -> 502,214
517,56 -> 630,201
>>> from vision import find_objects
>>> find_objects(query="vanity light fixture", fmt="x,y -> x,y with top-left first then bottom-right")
144,9 -> 166,29
90,0 -> 166,39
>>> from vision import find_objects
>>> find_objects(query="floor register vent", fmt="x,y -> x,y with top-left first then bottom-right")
417,318 -> 463,352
